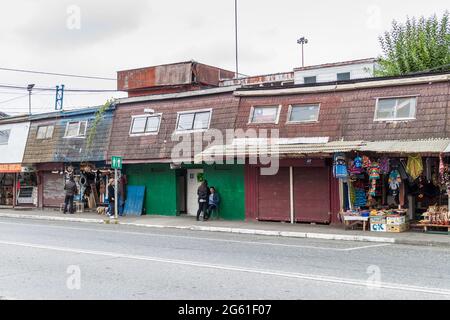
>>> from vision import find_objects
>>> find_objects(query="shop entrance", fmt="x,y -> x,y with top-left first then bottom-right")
186,169 -> 203,216
257,167 -> 291,222
294,167 -> 331,223
0,173 -> 15,206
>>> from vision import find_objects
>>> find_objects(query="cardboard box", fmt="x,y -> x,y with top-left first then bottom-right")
370,216 -> 387,224
386,215 -> 406,225
370,223 -> 387,232
387,223 -> 409,233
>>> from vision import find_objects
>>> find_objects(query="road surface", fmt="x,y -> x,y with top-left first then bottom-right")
0,217 -> 449,300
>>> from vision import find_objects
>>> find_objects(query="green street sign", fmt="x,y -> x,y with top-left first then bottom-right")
111,156 -> 123,169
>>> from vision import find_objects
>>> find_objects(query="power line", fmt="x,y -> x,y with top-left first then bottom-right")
0,94 -> 29,105
0,83 -> 119,93
0,67 -> 116,81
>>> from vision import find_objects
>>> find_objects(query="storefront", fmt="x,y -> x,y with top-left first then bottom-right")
245,159 -> 338,224
0,164 -> 21,207
337,139 -> 450,233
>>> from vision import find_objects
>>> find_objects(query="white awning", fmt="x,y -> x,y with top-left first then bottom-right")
360,139 -> 450,154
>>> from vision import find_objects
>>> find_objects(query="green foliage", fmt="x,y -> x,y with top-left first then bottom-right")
376,11 -> 450,76
86,99 -> 115,152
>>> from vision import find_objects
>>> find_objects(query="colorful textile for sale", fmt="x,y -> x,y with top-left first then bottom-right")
378,157 -> 390,174
362,156 -> 371,169
368,162 -> 380,180
333,153 -> 348,179
388,170 -> 401,196
353,188 -> 367,208
406,155 -> 423,180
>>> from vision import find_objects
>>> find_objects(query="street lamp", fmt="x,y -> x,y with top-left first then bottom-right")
297,37 -> 309,67
27,84 -> 35,115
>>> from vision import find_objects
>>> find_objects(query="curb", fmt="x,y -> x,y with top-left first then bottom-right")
2,212 -> 449,247
119,222 -> 396,244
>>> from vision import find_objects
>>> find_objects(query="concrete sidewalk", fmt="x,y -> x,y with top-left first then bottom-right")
1,208 -> 449,247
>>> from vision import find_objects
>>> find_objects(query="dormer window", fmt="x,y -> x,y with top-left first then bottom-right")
130,114 -> 161,135
64,121 -> 87,138
374,97 -> 417,121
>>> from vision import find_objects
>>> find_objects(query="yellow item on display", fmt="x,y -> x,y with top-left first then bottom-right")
406,155 -> 423,180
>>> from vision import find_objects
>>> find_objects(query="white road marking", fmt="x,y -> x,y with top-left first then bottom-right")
0,239 -> 448,297
0,220 -> 389,252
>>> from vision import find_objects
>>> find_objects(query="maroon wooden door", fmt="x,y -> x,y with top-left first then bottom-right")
294,167 -> 330,223
42,172 -> 65,207
257,167 -> 290,222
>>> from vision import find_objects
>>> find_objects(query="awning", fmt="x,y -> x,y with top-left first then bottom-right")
194,138 -> 450,162
360,139 -> 450,154
194,140 -> 366,162
0,164 -> 22,173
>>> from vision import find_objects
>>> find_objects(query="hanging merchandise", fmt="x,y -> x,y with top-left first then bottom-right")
369,179 -> 377,197
369,162 -> 380,180
388,170 -> 401,196
353,188 -> 367,208
362,156 -> 371,170
348,156 -> 364,175
406,154 -> 423,180
378,157 -> 390,175
333,153 -> 348,179
439,153 -> 445,184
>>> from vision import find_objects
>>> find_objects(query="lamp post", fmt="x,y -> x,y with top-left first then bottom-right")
297,37 -> 308,67
27,84 -> 35,115
234,0 -> 239,79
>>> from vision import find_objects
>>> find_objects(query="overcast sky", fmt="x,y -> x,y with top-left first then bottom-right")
0,0 -> 448,115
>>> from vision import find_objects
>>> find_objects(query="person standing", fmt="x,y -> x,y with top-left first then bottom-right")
196,180 -> 209,221
107,178 -> 115,217
63,176 -> 78,214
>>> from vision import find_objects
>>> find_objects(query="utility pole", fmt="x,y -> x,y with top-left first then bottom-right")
297,37 -> 308,67
27,84 -> 35,115
234,0 -> 239,79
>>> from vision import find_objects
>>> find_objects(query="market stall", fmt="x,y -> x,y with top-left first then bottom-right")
335,151 -> 448,233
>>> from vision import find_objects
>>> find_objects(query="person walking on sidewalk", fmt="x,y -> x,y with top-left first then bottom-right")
63,176 -> 78,214
196,180 -> 209,221
107,178 -> 116,217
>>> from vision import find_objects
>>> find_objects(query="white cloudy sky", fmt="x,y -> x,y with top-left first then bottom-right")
0,0 -> 448,115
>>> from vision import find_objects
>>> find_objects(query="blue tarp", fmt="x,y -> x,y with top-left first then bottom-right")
123,186 -> 145,216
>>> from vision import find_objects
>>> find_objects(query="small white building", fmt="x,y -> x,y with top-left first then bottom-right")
294,58 -> 378,85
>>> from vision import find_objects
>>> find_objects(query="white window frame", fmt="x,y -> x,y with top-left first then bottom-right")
64,121 -> 88,138
286,104 -> 321,124
374,96 -> 418,122
129,114 -> 162,136
248,105 -> 282,125
174,108 -> 213,133
36,125 -> 54,140
0,129 -> 11,145
303,76 -> 317,84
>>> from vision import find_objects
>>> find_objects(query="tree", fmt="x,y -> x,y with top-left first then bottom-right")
376,11 -> 450,76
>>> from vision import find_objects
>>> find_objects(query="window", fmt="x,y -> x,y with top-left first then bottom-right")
176,110 -> 211,132
288,104 -> 320,123
249,106 -> 280,124
36,125 -> 54,140
304,76 -> 317,84
0,129 -> 10,145
337,72 -> 351,81
64,121 -> 87,138
130,115 -> 161,135
375,97 -> 417,121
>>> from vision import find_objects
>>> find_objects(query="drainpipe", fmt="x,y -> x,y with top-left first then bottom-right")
290,166 -> 294,224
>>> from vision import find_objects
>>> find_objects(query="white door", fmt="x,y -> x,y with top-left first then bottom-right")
186,169 -> 203,216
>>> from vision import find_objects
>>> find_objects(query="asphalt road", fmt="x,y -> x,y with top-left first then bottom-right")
0,217 -> 449,300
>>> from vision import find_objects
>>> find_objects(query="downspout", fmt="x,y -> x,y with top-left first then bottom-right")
290,166 -> 294,224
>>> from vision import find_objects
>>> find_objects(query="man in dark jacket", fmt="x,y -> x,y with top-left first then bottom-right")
63,176 -> 78,214
196,180 -> 209,221
107,178 -> 115,217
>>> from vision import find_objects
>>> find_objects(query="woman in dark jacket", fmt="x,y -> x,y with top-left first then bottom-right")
196,180 -> 209,221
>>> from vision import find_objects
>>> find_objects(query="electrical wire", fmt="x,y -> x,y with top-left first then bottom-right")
0,94 -> 29,105
0,67 -> 116,81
